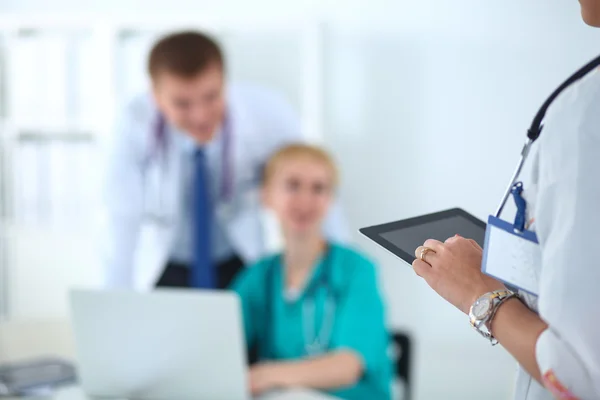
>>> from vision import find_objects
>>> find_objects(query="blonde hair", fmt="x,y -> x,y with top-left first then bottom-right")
263,143 -> 339,187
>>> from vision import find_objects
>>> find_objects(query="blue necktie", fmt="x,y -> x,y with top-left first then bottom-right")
191,147 -> 215,288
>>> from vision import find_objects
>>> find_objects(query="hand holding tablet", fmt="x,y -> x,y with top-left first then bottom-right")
359,208 -> 486,266
360,208 -> 507,315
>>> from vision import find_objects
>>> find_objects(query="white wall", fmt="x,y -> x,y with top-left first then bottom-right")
2,1 -> 600,399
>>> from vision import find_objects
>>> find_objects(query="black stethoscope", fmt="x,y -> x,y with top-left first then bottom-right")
262,244 -> 338,359
495,53 -> 600,219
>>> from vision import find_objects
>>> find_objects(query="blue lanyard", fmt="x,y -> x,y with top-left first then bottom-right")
263,245 -> 335,360
150,111 -> 234,202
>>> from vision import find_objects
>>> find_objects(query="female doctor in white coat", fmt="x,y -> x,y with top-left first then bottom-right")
100,31 -> 348,292
412,3 -> 600,399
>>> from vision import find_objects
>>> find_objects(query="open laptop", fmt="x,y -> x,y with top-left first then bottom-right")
69,288 -> 250,400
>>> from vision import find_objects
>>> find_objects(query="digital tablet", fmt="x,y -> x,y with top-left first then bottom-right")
359,208 -> 486,265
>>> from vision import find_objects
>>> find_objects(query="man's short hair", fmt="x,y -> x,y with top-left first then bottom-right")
148,31 -> 224,79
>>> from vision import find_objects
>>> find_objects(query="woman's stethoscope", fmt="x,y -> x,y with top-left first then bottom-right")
263,245 -> 337,358
495,53 -> 600,219
141,112 -> 234,225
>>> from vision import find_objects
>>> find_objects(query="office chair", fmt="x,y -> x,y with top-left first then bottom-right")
391,332 -> 413,400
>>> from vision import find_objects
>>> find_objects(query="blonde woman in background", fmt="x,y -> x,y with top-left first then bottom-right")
231,144 -> 393,399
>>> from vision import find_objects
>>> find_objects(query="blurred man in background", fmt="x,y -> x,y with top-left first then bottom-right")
101,31 -> 348,291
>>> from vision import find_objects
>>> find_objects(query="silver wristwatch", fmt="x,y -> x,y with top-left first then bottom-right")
469,289 -> 518,345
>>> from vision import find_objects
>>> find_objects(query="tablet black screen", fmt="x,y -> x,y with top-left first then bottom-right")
360,208 -> 486,264
381,215 -> 485,256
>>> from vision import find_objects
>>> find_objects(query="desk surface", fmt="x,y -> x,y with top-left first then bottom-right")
0,320 -> 76,363
3,386 -> 334,400
0,320 -> 337,400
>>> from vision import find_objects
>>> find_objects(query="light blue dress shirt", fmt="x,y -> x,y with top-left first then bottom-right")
168,125 -> 235,264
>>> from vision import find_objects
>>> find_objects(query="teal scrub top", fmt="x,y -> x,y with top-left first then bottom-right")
230,243 -> 393,400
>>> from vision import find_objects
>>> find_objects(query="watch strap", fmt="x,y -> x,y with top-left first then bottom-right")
470,290 -> 519,345
487,291 -> 519,345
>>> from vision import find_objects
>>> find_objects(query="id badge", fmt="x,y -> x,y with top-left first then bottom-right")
481,216 -> 542,296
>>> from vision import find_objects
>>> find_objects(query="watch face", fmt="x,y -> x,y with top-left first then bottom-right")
472,297 -> 492,319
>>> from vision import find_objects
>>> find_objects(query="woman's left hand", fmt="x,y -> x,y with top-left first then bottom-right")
248,363 -> 289,396
413,235 -> 506,314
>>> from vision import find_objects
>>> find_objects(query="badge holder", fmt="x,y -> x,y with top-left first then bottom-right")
481,182 -> 541,296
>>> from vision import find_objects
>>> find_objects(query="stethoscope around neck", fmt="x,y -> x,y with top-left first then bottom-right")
262,245 -> 337,359
495,54 -> 600,219
141,111 -> 235,225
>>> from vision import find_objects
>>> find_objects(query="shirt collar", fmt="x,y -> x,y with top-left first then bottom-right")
171,124 -> 224,155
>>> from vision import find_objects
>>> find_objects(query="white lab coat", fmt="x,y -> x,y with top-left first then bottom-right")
99,83 -> 349,291
512,67 -> 600,399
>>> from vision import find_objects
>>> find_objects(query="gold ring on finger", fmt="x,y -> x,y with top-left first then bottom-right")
419,247 -> 435,262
